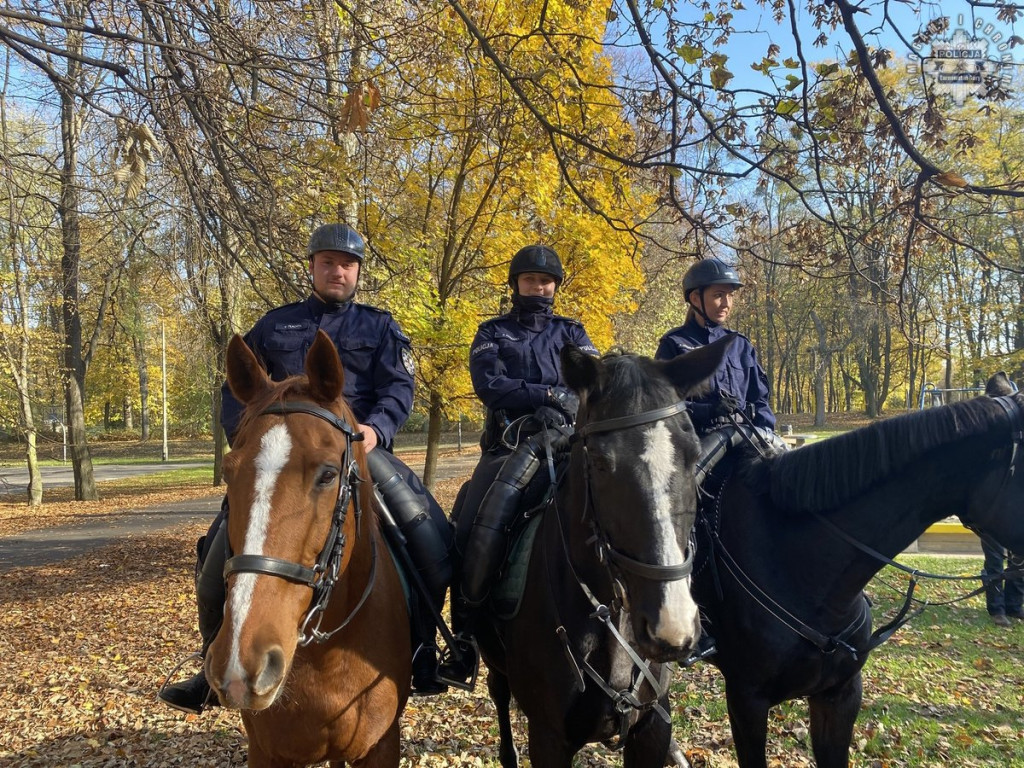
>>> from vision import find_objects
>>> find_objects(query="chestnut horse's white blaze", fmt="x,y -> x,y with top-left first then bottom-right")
226,423 -> 293,682
640,420 -> 699,647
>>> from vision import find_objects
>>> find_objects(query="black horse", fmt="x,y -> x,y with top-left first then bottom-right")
691,373 -> 1024,768
473,338 -> 732,768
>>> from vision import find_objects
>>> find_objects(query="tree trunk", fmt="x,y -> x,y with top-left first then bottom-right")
810,311 -> 828,428
422,389 -> 443,491
58,4 -> 97,500
135,324 -> 150,440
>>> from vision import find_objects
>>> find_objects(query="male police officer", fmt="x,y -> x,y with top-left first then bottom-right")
158,223 -> 456,713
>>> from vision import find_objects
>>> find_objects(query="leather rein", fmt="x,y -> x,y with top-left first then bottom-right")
222,401 -> 377,647
709,393 -> 1024,658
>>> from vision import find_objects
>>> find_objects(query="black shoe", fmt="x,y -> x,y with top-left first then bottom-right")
436,636 -> 479,690
681,634 -> 717,667
158,671 -> 214,714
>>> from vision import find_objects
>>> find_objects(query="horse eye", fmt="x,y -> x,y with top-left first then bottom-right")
317,468 -> 339,486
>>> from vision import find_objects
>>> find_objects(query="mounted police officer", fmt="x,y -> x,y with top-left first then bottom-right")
159,223 -> 458,713
437,244 -> 598,684
656,257 -> 785,450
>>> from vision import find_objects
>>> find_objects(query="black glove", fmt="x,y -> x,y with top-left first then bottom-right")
547,387 -> 580,419
709,390 -> 741,419
533,405 -> 570,429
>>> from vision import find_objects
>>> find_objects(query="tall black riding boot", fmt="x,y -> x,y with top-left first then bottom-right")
158,516 -> 228,714
436,594 -> 480,689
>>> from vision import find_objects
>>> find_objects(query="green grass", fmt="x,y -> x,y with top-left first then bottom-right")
672,554 -> 1024,767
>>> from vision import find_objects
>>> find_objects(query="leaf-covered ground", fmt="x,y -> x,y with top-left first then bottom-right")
2,475 -> 1023,767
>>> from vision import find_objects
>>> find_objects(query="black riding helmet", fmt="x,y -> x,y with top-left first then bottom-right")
508,244 -> 564,290
684,258 -> 743,327
307,223 -> 366,261
683,258 -> 743,300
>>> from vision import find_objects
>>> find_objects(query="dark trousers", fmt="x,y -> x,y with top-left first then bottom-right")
981,535 -> 1024,616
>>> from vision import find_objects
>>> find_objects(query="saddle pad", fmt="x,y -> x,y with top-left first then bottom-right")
491,515 -> 543,619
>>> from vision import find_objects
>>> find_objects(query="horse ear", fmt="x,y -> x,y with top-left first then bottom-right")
986,371 -> 1016,397
226,334 -> 271,404
561,344 -> 600,393
661,334 -> 736,395
306,329 -> 345,404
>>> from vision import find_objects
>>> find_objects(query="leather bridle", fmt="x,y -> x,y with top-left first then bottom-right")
572,400 -> 696,583
222,400 -> 376,646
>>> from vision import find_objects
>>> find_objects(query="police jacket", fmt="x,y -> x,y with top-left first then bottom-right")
469,312 -> 597,419
655,316 -> 776,431
221,294 -> 414,448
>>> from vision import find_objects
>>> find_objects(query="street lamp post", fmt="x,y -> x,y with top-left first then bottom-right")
161,322 -> 168,462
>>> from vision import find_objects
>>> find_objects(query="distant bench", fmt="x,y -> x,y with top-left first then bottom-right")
782,433 -> 817,447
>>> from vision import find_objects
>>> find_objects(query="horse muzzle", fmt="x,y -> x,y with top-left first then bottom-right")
206,644 -> 289,711
631,582 -> 702,662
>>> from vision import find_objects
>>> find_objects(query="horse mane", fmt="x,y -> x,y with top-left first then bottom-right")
768,397 -> 1005,512
597,348 -> 667,409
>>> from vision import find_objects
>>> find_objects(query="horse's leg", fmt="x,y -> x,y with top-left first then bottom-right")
487,669 -> 519,768
349,715 -> 402,768
622,706 -> 672,768
724,685 -> 771,768
807,672 -> 863,768
525,722 -> 576,768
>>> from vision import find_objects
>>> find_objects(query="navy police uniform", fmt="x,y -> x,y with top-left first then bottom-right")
453,310 -> 597,557
655,316 -> 776,432
469,313 -> 598,431
220,292 -> 450,548
222,294 -> 414,450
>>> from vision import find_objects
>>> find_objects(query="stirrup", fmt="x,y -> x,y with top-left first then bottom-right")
436,635 -> 480,691
158,652 -> 214,714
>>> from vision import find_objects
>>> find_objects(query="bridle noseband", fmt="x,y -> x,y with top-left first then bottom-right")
573,399 -> 696,583
222,400 -> 376,646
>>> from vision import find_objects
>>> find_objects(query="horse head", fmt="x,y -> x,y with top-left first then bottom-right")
205,330 -> 369,711
559,335 -> 732,662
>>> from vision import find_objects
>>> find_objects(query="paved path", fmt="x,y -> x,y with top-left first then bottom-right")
0,462 -> 209,498
0,451 -> 479,571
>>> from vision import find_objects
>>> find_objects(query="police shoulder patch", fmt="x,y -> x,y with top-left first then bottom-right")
401,346 -> 416,375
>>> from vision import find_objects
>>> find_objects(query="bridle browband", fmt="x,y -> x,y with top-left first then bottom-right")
222,400 -> 377,647
573,399 -> 696,582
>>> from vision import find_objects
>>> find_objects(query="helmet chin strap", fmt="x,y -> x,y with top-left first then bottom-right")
693,289 -> 718,328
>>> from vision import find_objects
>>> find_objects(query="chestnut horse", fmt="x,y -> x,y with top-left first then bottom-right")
204,331 -> 410,768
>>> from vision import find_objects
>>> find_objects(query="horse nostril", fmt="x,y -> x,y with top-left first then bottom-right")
254,646 -> 287,696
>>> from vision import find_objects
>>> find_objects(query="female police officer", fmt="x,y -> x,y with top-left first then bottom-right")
656,257 -> 785,451
438,244 -> 598,682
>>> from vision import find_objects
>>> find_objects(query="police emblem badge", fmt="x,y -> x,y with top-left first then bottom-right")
401,347 -> 416,375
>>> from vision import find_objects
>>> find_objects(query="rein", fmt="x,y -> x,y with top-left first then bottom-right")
548,398 -> 699,745
709,393 -> 1024,658
222,400 -> 377,646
